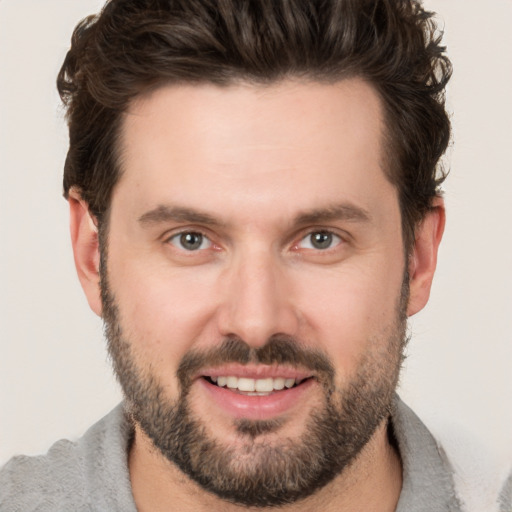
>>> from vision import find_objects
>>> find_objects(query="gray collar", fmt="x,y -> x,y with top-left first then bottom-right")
392,398 -> 463,511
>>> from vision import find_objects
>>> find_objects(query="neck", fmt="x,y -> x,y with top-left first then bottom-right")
129,419 -> 402,512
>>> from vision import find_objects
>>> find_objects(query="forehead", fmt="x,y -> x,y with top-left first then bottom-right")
115,78 -> 395,225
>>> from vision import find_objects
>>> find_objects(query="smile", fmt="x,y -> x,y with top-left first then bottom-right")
197,367 -> 316,420
206,376 -> 308,395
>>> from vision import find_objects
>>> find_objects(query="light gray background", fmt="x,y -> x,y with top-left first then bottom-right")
1,0 -> 511,468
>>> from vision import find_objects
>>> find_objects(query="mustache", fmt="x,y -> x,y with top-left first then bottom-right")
177,334 -> 335,387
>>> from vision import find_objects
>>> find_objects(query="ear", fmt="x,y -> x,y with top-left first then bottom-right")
68,188 -> 102,317
407,197 -> 446,317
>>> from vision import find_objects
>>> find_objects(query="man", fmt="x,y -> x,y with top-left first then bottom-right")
0,0 -> 506,511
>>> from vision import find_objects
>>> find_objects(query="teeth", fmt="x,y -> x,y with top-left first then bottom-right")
226,376 -> 238,389
238,378 -> 255,392
284,378 -> 295,388
210,376 -> 299,392
273,377 -> 285,390
255,378 -> 273,392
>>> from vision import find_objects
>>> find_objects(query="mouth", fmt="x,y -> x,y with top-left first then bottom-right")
195,366 -> 317,420
204,375 -> 312,396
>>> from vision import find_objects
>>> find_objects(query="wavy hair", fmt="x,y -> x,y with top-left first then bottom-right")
57,0 -> 452,249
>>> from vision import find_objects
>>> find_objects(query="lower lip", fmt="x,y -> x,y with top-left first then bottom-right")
198,378 -> 316,421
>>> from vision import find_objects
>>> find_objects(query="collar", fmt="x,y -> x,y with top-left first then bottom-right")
392,397 -> 463,511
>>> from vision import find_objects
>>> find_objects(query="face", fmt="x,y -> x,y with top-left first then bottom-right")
99,79 -> 409,505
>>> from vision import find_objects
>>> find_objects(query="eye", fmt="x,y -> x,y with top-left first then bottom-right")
297,231 -> 342,250
168,231 -> 212,251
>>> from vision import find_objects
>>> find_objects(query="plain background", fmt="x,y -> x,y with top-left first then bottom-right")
0,0 -> 511,468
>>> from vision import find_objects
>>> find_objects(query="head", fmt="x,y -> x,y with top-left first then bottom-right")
62,0 -> 450,507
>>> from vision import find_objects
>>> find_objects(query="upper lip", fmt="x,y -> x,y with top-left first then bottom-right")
196,364 -> 314,381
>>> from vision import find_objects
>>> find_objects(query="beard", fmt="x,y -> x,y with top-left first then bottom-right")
100,261 -> 408,507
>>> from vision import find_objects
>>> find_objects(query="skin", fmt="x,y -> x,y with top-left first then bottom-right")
69,78 -> 445,511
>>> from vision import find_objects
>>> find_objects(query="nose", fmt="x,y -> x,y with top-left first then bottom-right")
216,248 -> 300,348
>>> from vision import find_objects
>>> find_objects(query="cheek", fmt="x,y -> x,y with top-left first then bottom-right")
108,260 -> 221,362
293,261 -> 405,368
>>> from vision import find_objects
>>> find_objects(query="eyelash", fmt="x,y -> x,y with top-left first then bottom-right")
295,231 -> 343,251
164,228 -> 345,254
166,230 -> 213,251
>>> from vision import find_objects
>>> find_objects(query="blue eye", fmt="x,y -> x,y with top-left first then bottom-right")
298,231 -> 342,250
168,232 -> 211,251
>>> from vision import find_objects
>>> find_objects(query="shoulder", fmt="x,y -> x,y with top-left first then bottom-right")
395,398 -> 510,512
0,404 -> 134,512
435,429 -> 511,512
0,438 -> 88,511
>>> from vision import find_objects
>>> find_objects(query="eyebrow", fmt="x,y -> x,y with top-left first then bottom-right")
293,203 -> 372,225
138,205 -> 225,227
138,202 -> 371,229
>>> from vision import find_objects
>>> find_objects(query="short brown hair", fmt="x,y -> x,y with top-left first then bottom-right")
58,0 -> 451,249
